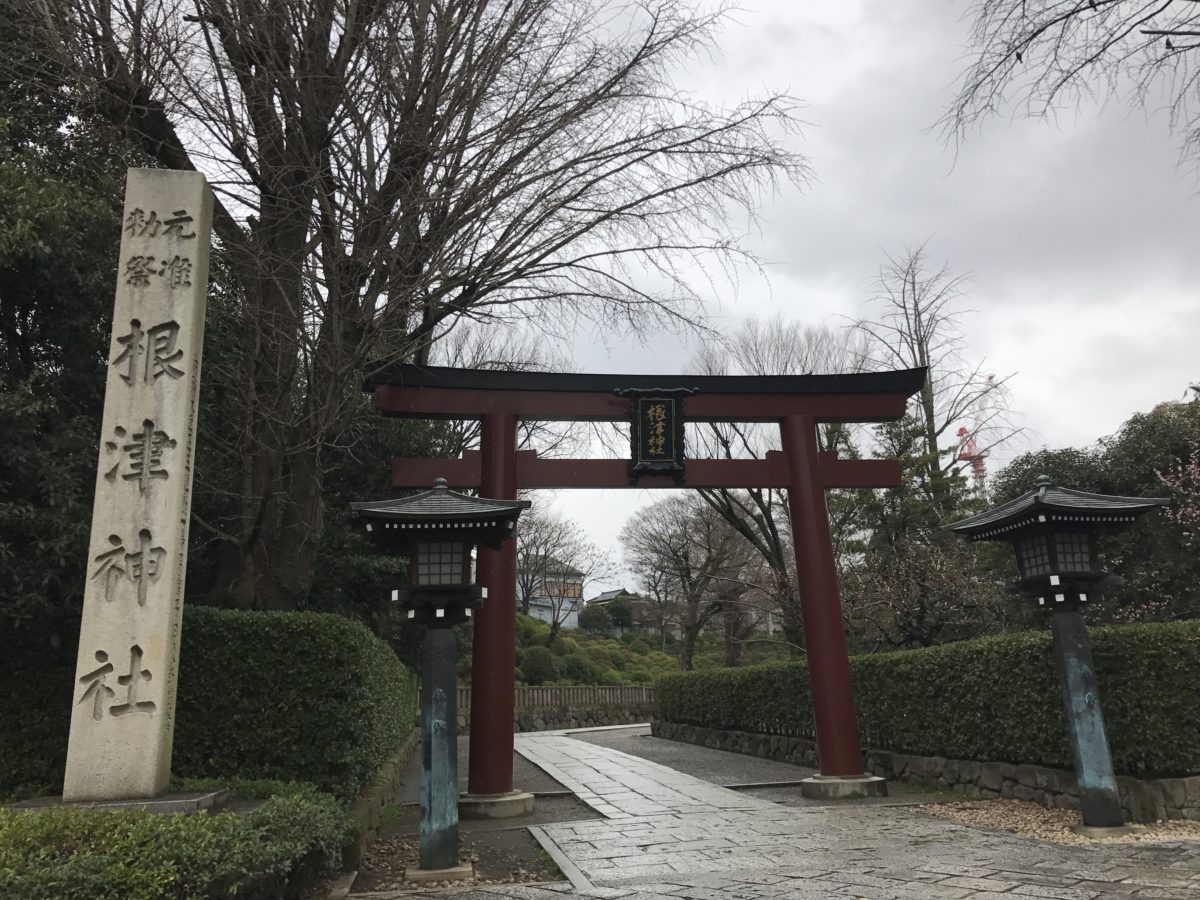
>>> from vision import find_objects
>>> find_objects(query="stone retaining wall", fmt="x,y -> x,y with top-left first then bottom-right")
343,728 -> 420,870
458,704 -> 654,733
652,720 -> 1200,823
513,705 -> 652,733
457,685 -> 655,734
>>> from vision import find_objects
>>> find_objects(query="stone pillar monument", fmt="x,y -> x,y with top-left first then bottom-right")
62,169 -> 212,802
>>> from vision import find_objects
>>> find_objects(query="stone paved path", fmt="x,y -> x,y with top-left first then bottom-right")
515,731 -> 771,819
352,728 -> 1200,899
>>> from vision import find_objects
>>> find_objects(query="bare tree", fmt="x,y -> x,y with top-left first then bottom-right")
946,1 -> 1200,166
638,565 -> 682,650
710,558 -> 778,667
515,507 -> 562,618
689,316 -> 868,644
515,507 -> 609,645
841,534 -> 1011,650
12,0 -> 806,607
621,493 -> 752,670
430,325 -> 585,460
853,242 -> 1020,504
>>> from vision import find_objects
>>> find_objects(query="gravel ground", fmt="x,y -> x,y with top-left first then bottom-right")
918,798 -> 1200,845
352,827 -> 561,894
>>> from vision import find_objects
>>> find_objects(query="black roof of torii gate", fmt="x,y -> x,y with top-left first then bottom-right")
363,363 -> 928,396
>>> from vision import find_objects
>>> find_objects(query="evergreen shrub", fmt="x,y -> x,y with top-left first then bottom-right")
559,653 -> 604,684
0,785 -> 348,899
584,645 -> 612,668
1,606 -> 417,802
521,646 -> 558,685
550,636 -> 580,657
657,620 -> 1200,776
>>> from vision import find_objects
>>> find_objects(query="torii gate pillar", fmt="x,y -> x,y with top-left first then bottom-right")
461,412 -> 531,813
782,415 -> 865,780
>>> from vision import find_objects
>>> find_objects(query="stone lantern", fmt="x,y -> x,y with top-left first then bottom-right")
947,475 -> 1168,830
352,478 -> 529,877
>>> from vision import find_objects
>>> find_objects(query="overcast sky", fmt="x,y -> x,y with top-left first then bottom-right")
540,1 -> 1200,596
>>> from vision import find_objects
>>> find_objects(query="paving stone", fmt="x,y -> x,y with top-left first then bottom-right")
362,732 -> 1200,900
1007,885 -> 1102,899
938,874 -> 1020,892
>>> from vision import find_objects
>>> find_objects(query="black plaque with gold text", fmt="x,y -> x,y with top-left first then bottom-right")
615,387 -> 696,483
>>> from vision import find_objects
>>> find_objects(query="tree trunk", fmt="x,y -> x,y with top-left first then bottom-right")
782,623 -> 806,658
205,200 -> 311,609
260,445 -> 326,606
678,625 -> 699,671
723,614 -> 742,667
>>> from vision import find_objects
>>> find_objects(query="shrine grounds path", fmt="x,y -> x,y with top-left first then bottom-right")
351,725 -> 1200,899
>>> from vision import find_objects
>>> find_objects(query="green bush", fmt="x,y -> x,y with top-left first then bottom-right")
560,653 -> 604,684
1,606 -> 417,803
550,636 -> 580,657
583,645 -> 613,668
658,620 -> 1200,776
521,646 -> 558,685
516,614 -> 550,646
0,787 -> 348,900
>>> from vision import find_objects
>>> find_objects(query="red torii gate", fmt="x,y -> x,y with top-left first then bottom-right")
366,364 -> 925,804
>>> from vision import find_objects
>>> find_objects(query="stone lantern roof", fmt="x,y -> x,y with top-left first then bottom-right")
351,478 -> 530,549
946,475 -> 1169,542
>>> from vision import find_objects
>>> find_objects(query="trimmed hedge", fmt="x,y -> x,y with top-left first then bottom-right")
657,620 -> 1200,777
0,785 -> 348,899
1,606 -> 417,803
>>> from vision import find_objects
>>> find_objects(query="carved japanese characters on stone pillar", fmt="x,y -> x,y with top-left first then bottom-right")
63,170 -> 212,802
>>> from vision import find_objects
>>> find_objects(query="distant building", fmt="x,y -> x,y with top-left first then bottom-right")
517,557 -> 584,629
584,587 -> 659,636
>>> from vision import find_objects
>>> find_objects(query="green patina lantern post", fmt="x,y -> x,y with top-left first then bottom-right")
947,476 -> 1168,830
353,479 -> 529,875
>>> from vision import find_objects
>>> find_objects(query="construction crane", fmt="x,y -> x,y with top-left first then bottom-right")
956,425 -> 987,492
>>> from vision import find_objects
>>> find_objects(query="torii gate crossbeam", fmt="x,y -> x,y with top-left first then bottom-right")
365,363 -> 925,805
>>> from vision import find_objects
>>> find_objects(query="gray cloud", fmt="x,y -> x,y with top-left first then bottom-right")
561,1 -> 1199,592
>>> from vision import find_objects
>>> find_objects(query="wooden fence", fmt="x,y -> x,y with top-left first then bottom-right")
456,684 -> 656,712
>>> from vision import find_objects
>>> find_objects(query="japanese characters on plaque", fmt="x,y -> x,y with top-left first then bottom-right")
616,387 -> 696,484
63,170 -> 212,802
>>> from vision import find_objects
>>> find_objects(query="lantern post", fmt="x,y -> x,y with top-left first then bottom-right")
352,479 -> 529,877
947,476 -> 1167,831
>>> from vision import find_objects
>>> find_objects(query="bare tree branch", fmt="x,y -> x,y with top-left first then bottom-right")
945,0 -> 1200,169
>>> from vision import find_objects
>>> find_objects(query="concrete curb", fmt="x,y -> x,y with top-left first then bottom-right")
343,728 -> 421,872
528,824 -> 594,892
324,870 -> 357,900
